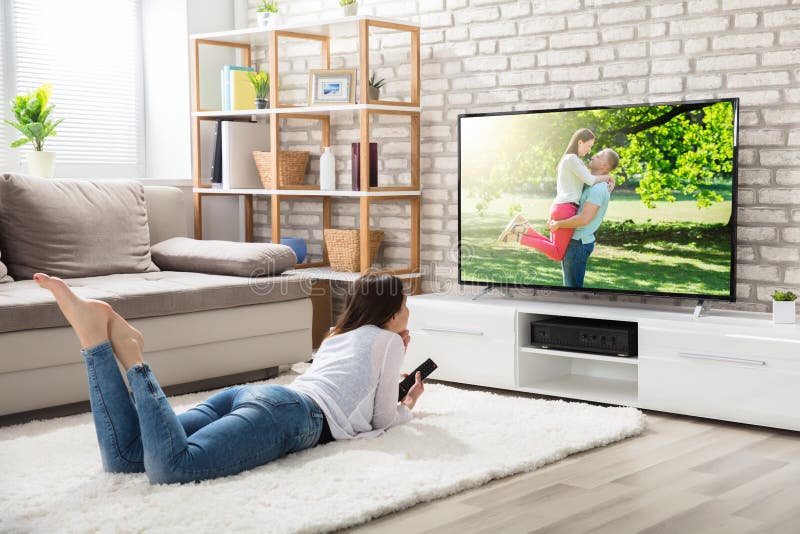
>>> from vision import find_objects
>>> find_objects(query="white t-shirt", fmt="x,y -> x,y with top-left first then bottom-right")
553,153 -> 598,204
289,324 -> 412,440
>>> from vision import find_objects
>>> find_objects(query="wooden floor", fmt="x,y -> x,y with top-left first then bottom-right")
347,386 -> 800,534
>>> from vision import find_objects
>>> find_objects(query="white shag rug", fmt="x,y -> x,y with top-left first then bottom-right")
0,368 -> 646,533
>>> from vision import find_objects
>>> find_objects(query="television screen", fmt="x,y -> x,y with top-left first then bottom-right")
458,98 -> 738,301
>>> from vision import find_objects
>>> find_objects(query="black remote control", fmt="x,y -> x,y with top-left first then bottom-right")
398,358 -> 438,402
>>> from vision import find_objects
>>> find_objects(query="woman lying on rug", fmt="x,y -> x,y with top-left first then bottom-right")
33,272 -> 424,485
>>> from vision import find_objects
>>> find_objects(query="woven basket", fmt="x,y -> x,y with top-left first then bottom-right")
252,151 -> 310,188
324,229 -> 384,272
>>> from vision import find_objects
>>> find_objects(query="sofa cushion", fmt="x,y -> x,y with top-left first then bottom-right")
0,173 -> 159,279
0,271 -> 311,334
151,237 -> 296,277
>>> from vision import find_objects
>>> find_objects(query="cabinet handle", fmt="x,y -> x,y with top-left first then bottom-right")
421,326 -> 484,336
678,352 -> 766,366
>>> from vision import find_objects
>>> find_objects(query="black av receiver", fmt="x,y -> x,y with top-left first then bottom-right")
530,317 -> 638,357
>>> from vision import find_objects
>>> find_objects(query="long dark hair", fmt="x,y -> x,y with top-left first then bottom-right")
562,128 -> 595,160
328,274 -> 405,338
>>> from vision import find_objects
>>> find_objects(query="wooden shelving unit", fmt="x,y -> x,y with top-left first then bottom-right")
188,16 -> 421,292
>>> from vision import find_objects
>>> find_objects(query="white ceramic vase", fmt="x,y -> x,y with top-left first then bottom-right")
27,151 -> 56,178
320,147 -> 336,190
343,3 -> 357,16
256,12 -> 271,27
773,300 -> 796,324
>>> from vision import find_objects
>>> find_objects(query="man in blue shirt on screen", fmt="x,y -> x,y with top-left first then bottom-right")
547,148 -> 620,288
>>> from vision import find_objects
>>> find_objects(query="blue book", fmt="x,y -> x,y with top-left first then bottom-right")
221,65 -> 253,110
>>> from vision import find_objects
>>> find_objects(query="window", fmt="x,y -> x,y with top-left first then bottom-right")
1,0 -> 144,178
0,3 -> 8,171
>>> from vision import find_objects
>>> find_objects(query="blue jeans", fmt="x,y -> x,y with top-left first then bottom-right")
561,239 -> 595,288
82,341 -> 324,484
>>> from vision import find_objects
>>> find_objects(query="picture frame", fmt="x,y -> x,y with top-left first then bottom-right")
308,69 -> 356,105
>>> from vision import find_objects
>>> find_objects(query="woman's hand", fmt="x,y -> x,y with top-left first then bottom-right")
607,176 -> 616,193
547,219 -> 562,231
399,329 -> 411,351
400,371 -> 424,410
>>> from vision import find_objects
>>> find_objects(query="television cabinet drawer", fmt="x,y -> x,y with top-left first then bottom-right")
404,333 -> 515,390
407,299 -> 514,343
639,326 -> 800,365
639,351 -> 800,431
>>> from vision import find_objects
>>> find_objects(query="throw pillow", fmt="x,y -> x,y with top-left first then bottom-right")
0,264 -> 11,284
0,173 -> 159,279
0,249 -> 12,283
150,237 -> 297,277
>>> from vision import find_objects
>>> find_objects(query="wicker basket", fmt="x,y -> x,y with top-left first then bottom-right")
252,151 -> 310,188
324,229 -> 384,272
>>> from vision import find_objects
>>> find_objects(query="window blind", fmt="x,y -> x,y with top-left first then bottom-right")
0,4 -> 8,171
10,0 -> 144,177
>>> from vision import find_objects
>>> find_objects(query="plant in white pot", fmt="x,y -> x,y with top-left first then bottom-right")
772,290 -> 797,324
256,0 -> 278,27
340,0 -> 358,16
368,72 -> 385,101
4,84 -> 64,178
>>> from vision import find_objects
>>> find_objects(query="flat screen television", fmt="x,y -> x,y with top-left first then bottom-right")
458,98 -> 738,301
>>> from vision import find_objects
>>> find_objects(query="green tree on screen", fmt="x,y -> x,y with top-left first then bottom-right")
465,101 -> 734,211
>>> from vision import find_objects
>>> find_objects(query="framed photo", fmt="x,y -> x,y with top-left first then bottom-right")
309,69 -> 356,105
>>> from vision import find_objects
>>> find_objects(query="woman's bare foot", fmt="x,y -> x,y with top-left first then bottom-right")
109,311 -> 144,350
108,312 -> 146,370
35,273 -> 145,369
33,273 -> 112,350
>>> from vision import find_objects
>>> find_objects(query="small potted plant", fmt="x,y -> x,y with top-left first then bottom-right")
248,71 -> 270,109
256,0 -> 278,27
368,72 -> 385,101
340,0 -> 357,17
3,83 -> 64,178
772,290 -> 797,324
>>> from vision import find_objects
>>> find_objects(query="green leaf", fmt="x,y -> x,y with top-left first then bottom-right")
39,104 -> 54,124
26,97 -> 42,120
3,118 -> 34,140
27,122 -> 44,139
42,117 -> 63,137
10,138 -> 31,148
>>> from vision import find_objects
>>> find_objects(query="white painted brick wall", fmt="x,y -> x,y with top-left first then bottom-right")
246,0 -> 800,313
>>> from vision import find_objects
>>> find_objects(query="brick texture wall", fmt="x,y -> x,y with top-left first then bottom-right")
250,0 -> 800,313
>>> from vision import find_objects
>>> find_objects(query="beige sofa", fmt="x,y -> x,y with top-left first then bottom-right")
0,185 -> 313,420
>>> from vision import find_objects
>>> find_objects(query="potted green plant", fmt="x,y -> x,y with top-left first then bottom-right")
256,0 -> 278,27
248,71 -> 270,109
340,0 -> 357,16
772,290 -> 797,324
3,83 -> 63,178
368,72 -> 385,101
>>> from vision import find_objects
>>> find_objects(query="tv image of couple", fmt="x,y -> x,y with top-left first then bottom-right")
459,100 -> 735,298
496,128 -> 618,289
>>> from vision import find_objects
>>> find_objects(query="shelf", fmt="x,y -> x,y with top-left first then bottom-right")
283,267 -> 422,282
190,16 -> 420,44
519,346 -> 639,365
518,375 -> 638,406
194,187 -> 420,197
192,103 -> 421,119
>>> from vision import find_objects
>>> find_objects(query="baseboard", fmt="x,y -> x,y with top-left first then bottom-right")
0,367 -> 280,427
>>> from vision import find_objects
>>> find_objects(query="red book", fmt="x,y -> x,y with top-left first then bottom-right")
351,142 -> 378,190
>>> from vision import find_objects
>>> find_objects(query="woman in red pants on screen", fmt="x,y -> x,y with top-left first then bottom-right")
497,128 -> 614,261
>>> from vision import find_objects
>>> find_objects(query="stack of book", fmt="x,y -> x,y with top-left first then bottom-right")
221,65 -> 255,111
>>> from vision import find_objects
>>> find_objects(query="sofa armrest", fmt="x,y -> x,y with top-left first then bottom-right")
144,186 -> 189,245
150,237 -> 297,277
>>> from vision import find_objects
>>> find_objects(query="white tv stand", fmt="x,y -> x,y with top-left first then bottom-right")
402,293 -> 800,432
